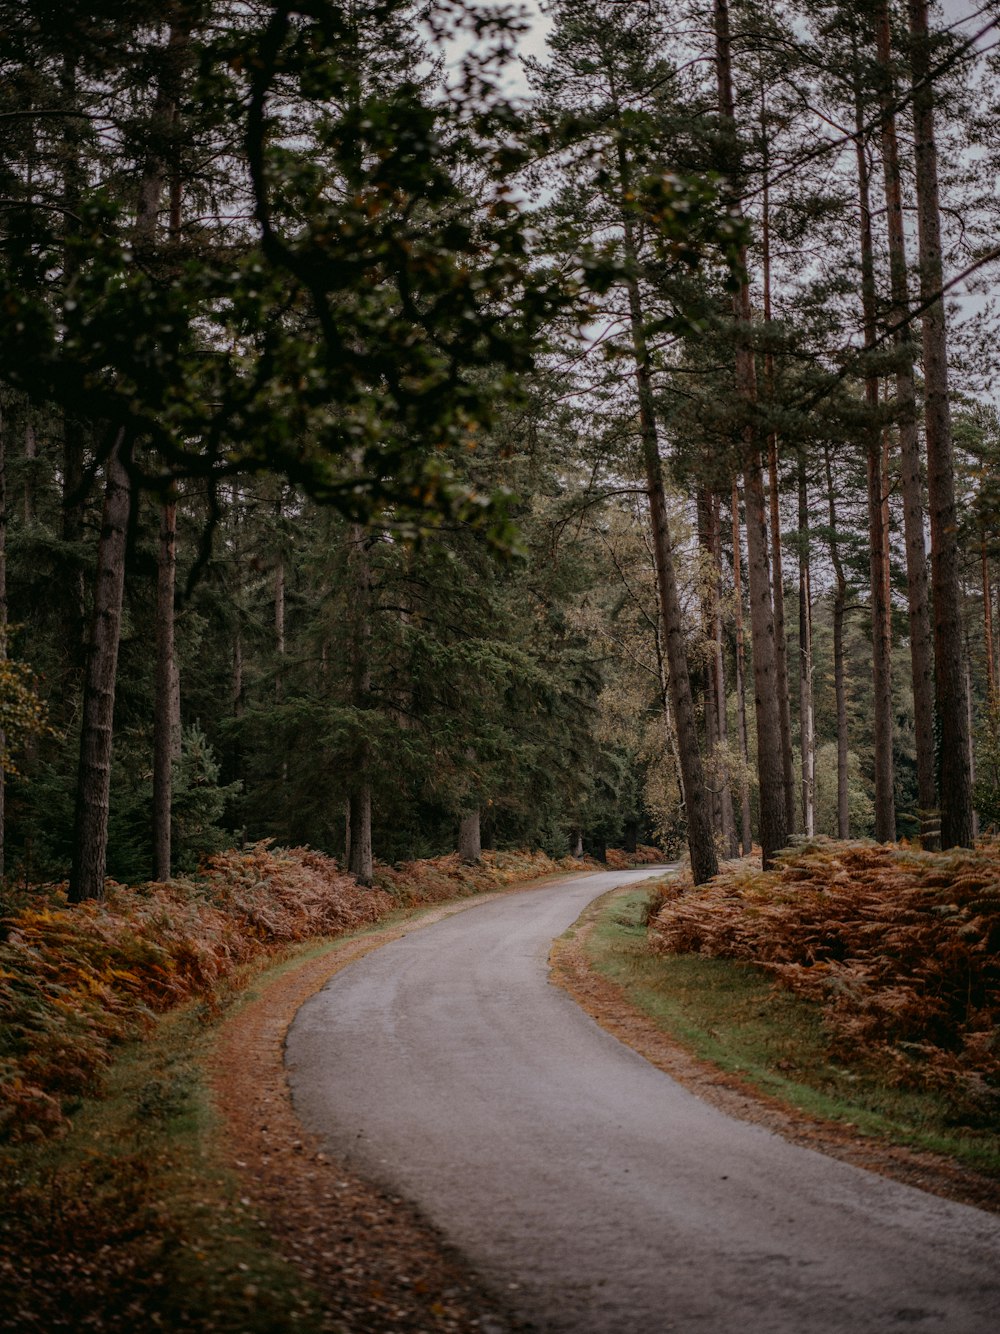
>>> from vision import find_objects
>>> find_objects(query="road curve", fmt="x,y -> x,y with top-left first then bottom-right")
286,868 -> 1000,1333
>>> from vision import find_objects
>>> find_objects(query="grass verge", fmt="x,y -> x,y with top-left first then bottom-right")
0,937 -> 348,1333
582,887 -> 1000,1179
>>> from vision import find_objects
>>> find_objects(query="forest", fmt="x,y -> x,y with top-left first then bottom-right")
1,0 -> 1000,898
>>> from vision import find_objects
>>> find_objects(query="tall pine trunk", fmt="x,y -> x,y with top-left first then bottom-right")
710,493 -> 738,856
731,483 -> 754,856
347,523 -> 374,886
70,22 -> 185,898
714,0 -> 787,868
761,139 -> 795,832
0,403 -> 7,877
151,494 -> 177,880
614,133 -> 717,883
69,432 -> 131,901
797,454 -> 815,836
853,69 -> 896,842
876,0 -> 937,845
824,443 -> 850,838
61,55 -> 87,664
907,0 -> 974,847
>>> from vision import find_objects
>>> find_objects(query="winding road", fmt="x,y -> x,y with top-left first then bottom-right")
286,867 -> 1000,1333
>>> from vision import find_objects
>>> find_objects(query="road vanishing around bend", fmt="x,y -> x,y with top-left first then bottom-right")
286,868 -> 1000,1333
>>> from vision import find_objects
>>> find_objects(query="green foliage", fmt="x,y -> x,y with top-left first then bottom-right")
0,654 -> 54,774
170,725 -> 242,874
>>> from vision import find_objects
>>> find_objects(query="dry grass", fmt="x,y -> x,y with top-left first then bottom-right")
647,838 -> 1000,1123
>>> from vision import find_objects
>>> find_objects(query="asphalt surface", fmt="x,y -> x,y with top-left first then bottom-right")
286,868 -> 1000,1333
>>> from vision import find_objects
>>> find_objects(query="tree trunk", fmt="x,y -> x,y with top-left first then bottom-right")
983,541 -> 995,706
70,23 -> 181,899
614,134 -> 717,883
823,443 -> 850,839
0,403 -> 7,878
569,826 -> 584,859
798,453 -> 815,837
875,1 -> 937,846
731,483 -> 754,856
61,56 -> 88,664
347,522 -> 374,885
714,0 -> 787,868
348,782 -> 372,884
761,133 -> 795,833
697,491 -> 723,840
710,493 -> 738,856
69,432 -> 131,901
22,420 -> 36,526
152,495 -> 177,881
853,71 -> 896,843
907,0 -> 974,848
459,809 -> 482,864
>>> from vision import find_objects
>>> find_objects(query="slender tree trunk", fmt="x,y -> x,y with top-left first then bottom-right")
698,492 -> 723,839
22,420 -> 36,526
459,809 -> 482,864
876,4 -> 937,845
824,444 -> 850,839
347,523 -> 374,885
710,493 -> 738,855
613,130 -> 717,882
714,0 -> 787,868
907,0 -> 974,848
61,56 -> 87,661
731,482 -> 754,856
152,494 -> 177,880
853,71 -> 896,843
70,39 -> 177,898
348,783 -> 372,883
69,432 -> 131,901
983,540 -> 995,706
0,403 -> 7,878
798,454 -> 815,836
761,132 -> 795,832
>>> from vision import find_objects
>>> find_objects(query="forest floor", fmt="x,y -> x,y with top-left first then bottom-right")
206,870 -> 998,1332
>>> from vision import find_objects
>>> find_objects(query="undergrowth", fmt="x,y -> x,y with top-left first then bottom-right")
0,842 -> 644,1142
647,838 -> 1000,1127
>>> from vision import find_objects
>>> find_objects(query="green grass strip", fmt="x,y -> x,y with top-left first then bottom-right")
584,888 -> 1000,1177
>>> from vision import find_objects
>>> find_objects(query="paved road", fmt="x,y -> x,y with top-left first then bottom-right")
286,868 -> 1000,1333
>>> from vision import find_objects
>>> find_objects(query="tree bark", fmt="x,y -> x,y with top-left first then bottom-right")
761,130 -> 795,833
797,453 -> 815,836
907,0 -> 974,848
983,541 -> 995,707
697,491 -> 723,840
709,493 -> 738,855
347,522 -> 374,885
714,0 -> 788,868
613,128 -> 717,882
823,443 -> 850,839
853,71 -> 896,843
348,782 -> 372,884
459,809 -> 482,864
875,1 -> 937,845
152,495 -> 177,881
731,483 -> 754,856
0,403 -> 7,877
69,432 -> 131,901
61,56 -> 88,663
